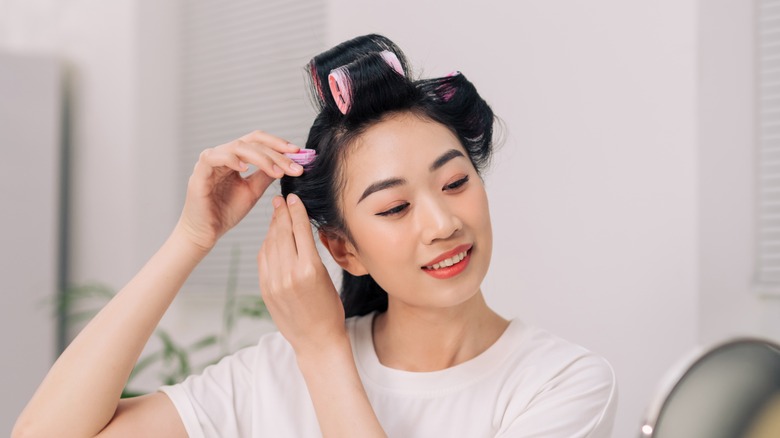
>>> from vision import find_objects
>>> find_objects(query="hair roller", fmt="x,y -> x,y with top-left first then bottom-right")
328,50 -> 406,115
309,60 -> 325,103
307,35 -> 411,114
328,66 -> 353,115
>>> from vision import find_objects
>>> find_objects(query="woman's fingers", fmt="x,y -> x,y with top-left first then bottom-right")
260,197 -> 305,303
192,131 -> 304,184
188,148 -> 245,195
231,139 -> 303,178
193,147 -> 246,176
259,195 -> 321,291
237,130 -> 303,177
257,194 -> 344,353
267,196 -> 299,261
239,129 -> 297,150
286,194 -> 319,261
267,194 -> 319,260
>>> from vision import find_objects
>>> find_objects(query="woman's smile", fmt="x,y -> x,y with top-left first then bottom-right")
421,243 -> 473,279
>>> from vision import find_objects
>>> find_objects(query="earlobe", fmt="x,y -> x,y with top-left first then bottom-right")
318,230 -> 368,276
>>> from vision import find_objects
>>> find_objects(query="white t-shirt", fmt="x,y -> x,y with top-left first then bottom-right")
161,313 -> 617,437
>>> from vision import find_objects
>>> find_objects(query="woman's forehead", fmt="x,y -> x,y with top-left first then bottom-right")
346,114 -> 462,169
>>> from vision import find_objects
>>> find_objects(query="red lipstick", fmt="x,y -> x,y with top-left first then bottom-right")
421,244 -> 473,280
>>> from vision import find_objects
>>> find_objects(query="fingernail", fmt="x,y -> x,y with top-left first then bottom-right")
287,193 -> 300,204
272,197 -> 283,208
239,160 -> 248,171
290,162 -> 303,172
287,142 -> 301,150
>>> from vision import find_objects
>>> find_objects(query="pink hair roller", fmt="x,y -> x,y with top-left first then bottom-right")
285,148 -> 316,166
310,61 -> 325,102
327,50 -> 406,115
379,50 -> 404,76
439,70 -> 461,102
328,66 -> 352,115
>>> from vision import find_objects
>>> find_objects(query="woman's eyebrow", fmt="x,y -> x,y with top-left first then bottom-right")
357,177 -> 407,204
430,149 -> 465,172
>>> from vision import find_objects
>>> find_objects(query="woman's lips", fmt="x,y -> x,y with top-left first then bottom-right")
422,244 -> 473,279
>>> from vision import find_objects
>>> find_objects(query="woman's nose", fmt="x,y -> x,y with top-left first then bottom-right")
419,197 -> 463,244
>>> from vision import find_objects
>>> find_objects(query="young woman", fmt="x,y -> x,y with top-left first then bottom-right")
14,34 -> 616,438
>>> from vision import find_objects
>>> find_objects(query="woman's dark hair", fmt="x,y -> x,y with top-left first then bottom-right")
280,34 -> 496,318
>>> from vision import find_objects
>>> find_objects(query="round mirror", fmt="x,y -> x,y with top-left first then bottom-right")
640,338 -> 780,438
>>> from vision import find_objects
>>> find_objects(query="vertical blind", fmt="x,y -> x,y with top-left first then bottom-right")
179,0 -> 326,295
758,0 -> 780,292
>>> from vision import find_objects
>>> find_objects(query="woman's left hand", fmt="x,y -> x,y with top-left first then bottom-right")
257,193 -> 346,354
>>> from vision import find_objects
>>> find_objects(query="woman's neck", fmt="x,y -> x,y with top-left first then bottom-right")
371,292 -> 509,372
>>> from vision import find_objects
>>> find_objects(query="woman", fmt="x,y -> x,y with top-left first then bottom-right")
14,34 -> 616,437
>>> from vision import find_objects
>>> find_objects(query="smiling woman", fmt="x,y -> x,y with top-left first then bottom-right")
13,34 -> 617,438
314,115 -> 494,313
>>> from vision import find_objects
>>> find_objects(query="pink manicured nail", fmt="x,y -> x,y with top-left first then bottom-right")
287,193 -> 299,204
272,197 -> 283,208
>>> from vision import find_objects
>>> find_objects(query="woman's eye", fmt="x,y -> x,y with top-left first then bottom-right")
444,175 -> 470,191
376,202 -> 410,217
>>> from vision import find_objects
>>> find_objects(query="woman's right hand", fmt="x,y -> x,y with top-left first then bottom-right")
176,130 -> 304,251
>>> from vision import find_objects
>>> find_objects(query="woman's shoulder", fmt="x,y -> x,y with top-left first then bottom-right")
494,320 -> 618,436
503,319 -> 615,383
506,320 -> 617,410
503,320 -> 606,359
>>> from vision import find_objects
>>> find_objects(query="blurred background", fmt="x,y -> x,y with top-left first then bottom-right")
2,0 -> 778,437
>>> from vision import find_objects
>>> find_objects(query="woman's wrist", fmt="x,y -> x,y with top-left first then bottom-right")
294,329 -> 353,372
294,330 -> 386,437
170,221 -> 216,259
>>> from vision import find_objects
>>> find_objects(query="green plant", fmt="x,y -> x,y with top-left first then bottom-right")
55,245 -> 269,397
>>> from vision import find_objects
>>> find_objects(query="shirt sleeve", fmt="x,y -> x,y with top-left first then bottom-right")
159,344 -> 258,438
496,354 -> 618,438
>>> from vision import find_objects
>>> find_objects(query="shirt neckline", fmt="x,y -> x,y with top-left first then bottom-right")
350,312 -> 525,395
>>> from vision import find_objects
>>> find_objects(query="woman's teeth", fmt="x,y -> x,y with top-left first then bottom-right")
425,251 -> 468,270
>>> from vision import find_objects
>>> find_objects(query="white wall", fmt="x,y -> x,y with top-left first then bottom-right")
698,0 -> 780,345
0,0 -> 180,288
326,1 -> 699,436
0,0 -> 178,291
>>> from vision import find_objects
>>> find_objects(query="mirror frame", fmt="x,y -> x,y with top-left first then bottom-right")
638,337 -> 780,437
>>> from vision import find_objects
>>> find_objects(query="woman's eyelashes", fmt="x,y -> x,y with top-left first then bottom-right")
376,202 -> 410,217
444,175 -> 469,192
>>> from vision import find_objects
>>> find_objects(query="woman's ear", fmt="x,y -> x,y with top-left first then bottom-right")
318,230 -> 368,276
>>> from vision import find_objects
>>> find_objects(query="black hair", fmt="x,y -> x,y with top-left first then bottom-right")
280,34 -> 496,318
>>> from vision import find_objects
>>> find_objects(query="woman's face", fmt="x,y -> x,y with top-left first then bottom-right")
338,112 -> 493,311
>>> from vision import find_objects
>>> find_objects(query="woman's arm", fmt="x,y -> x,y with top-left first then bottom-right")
296,335 -> 387,438
258,195 -> 386,438
13,131 -> 303,438
13,229 -> 206,438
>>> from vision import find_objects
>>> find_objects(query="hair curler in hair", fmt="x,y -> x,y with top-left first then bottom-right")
438,71 -> 461,102
378,50 -> 404,76
328,66 -> 352,115
285,148 -> 317,166
327,50 -> 405,115
309,61 -> 325,102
